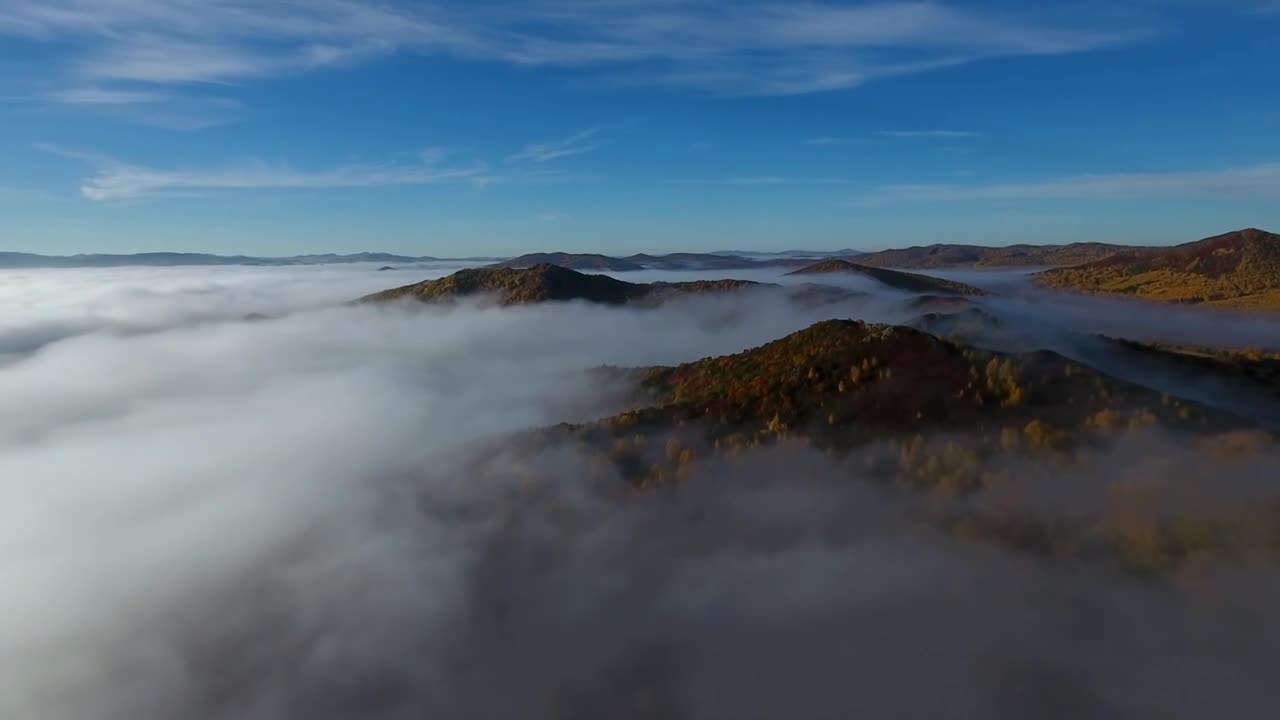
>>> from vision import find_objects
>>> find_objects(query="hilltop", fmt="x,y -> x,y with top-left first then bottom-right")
852,242 -> 1151,269
538,319 -> 1245,484
508,319 -> 1270,575
493,253 -> 644,272
1035,228 -> 1280,309
788,259 -> 990,296
623,252 -> 807,271
623,320 -> 1215,440
358,264 -> 763,306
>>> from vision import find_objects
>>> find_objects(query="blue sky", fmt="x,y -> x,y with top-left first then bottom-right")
1,0 -> 1278,256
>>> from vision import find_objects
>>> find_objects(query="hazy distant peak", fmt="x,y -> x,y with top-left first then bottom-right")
788,259 -> 990,296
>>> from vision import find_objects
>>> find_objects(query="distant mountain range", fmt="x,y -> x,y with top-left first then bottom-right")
11,232 -> 1272,282
709,248 -> 864,259
0,249 -> 833,271
492,244 -> 1173,273
852,242 -> 1157,269
0,251 -> 500,269
493,252 -> 813,272
1035,228 -> 1280,310
491,253 -> 646,272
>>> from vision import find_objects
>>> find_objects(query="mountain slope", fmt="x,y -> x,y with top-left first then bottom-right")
853,242 -> 1151,269
516,320 -> 1273,577
1035,228 -> 1280,309
788,259 -> 990,296
359,264 -> 762,306
630,320 -> 1212,435
529,320 -> 1252,503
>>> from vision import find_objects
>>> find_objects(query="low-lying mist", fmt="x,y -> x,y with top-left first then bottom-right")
0,264 -> 470,360
3,263 -> 1279,719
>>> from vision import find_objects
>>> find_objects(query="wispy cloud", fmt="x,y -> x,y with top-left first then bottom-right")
417,146 -> 460,165
43,87 -> 170,105
41,87 -> 242,129
37,143 -> 492,201
877,130 -> 983,138
501,2 -> 1136,95
856,163 -> 1280,203
667,176 -> 853,186
2,1 -> 458,83
506,128 -> 601,164
0,1 -> 1144,102
806,137 -> 872,146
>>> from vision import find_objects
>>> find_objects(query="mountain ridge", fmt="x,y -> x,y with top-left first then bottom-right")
359,263 -> 766,306
852,242 -> 1158,269
493,251 -> 811,272
788,258 -> 990,296
510,318 -> 1274,577
1035,228 -> 1280,309
492,253 -> 645,272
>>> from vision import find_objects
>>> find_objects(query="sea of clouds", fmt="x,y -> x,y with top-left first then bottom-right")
2,262 -> 1279,719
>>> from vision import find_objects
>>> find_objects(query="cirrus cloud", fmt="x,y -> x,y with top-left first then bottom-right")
35,143 -> 493,201
0,0 -> 1144,102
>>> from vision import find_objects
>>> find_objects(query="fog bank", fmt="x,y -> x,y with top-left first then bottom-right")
3,264 -> 1279,719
